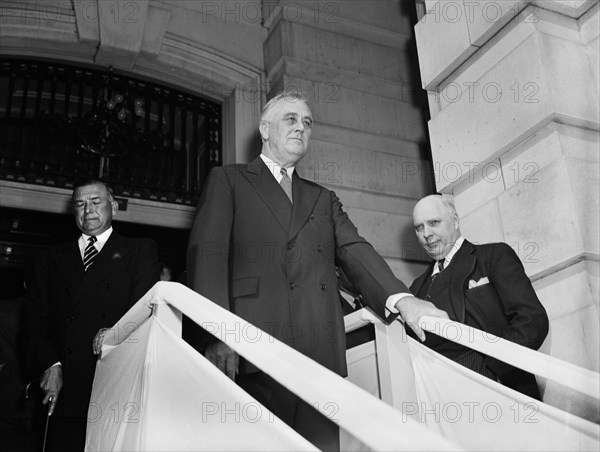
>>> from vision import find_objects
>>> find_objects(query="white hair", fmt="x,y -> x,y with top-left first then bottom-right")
260,90 -> 309,123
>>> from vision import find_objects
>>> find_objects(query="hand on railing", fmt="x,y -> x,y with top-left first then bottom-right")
205,341 -> 239,380
394,296 -> 449,341
92,328 -> 110,356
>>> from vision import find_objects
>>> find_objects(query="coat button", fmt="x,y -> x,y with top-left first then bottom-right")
317,245 -> 323,252
66,315 -> 74,323
310,214 -> 315,220
289,282 -> 296,290
321,284 -> 327,290
287,244 -> 293,251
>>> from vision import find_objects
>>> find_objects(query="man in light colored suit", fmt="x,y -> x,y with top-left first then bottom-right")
410,193 -> 549,399
26,180 -> 160,451
186,91 -> 448,450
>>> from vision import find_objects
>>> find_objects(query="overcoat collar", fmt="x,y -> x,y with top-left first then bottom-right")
244,157 -> 321,240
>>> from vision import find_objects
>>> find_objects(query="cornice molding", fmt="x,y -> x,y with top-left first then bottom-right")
263,1 -> 411,50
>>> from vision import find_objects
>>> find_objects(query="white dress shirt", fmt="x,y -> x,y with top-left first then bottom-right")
431,236 -> 465,278
260,154 -> 295,182
78,227 -> 113,259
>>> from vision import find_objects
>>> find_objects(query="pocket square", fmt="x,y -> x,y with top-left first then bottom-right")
469,277 -> 489,289
111,252 -> 122,260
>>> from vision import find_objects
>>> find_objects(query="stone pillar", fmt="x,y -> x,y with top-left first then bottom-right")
414,0 -> 599,420
262,0 -> 435,283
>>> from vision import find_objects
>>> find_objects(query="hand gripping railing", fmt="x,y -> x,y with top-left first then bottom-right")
99,282 -> 461,451
343,308 -> 600,452
344,309 -> 599,401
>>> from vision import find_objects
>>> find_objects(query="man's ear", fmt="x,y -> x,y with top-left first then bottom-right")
259,120 -> 269,141
452,212 -> 460,228
111,200 -> 118,216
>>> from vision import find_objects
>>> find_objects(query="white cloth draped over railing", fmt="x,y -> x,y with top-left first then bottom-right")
86,282 -> 599,451
85,282 -> 460,451
418,315 -> 600,400
345,312 -> 600,451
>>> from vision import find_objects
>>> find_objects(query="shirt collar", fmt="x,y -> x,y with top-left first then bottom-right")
79,227 -> 113,252
260,154 -> 295,182
444,236 -> 464,266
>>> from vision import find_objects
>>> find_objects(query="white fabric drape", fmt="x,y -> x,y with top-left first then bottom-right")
408,318 -> 599,451
85,283 -> 459,451
85,283 -> 599,451
85,314 -> 318,451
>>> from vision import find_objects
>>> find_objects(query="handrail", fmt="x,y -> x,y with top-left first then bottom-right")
101,282 -> 461,451
419,316 -> 600,400
342,311 -> 600,401
343,306 -> 382,333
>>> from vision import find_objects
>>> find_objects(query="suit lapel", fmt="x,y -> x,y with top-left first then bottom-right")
410,264 -> 434,296
289,171 -> 321,241
244,158 -> 322,239
55,240 -> 85,289
449,240 -> 476,323
244,157 -> 293,234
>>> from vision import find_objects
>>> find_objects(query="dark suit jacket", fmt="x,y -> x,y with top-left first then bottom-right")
187,157 -> 408,376
410,240 -> 549,399
0,295 -> 31,418
26,231 -> 160,417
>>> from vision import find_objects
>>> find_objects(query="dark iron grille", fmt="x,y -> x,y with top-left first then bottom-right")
0,59 -> 221,205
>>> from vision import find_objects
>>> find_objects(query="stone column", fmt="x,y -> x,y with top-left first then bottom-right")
262,0 -> 435,282
414,0 -> 599,420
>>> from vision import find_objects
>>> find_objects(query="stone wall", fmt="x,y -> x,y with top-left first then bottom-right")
414,0 -> 599,420
0,0 -> 434,285
262,0 -> 434,283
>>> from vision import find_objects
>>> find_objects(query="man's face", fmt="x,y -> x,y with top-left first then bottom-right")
260,98 -> 313,167
73,183 -> 117,236
413,197 -> 460,260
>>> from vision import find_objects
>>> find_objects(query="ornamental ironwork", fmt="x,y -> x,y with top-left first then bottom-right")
0,59 -> 221,205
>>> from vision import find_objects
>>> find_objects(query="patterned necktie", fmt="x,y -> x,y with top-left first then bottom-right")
279,167 -> 293,204
83,236 -> 98,271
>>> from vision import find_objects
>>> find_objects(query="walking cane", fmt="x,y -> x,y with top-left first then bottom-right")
25,379 -> 49,452
41,396 -> 52,452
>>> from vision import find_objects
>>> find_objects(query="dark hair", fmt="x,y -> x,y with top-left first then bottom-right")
72,179 -> 115,200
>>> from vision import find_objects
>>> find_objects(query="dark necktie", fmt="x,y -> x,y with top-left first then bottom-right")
83,236 -> 98,271
279,167 -> 293,204
431,259 -> 445,282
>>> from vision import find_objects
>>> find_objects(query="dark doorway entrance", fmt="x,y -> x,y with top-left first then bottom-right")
0,206 -> 189,290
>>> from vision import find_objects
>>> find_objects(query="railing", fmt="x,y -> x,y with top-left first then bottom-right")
89,282 -> 459,451
88,282 -> 600,451
418,316 -> 600,400
0,59 -> 221,205
346,313 -> 600,451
